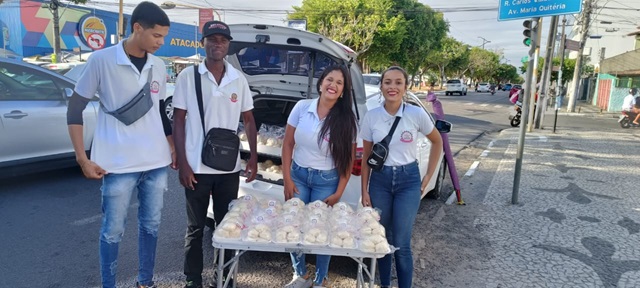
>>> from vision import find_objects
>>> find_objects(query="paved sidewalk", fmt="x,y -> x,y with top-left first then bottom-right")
415,127 -> 640,288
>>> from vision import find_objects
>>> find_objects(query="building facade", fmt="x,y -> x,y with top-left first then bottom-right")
0,0 -> 204,59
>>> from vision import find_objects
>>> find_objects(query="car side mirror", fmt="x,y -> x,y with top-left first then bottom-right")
64,87 -> 73,98
435,120 -> 452,133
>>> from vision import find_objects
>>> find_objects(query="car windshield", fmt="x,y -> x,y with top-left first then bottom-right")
447,80 -> 460,84
363,75 -> 380,85
480,83 -> 489,86
234,46 -> 339,78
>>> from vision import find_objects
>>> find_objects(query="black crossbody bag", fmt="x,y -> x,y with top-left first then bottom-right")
194,65 -> 240,171
367,105 -> 404,171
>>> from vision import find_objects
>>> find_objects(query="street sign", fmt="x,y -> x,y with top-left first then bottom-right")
498,0 -> 582,21
564,39 -> 581,51
521,56 -> 529,63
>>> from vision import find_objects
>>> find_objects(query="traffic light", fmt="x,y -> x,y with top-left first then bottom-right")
522,20 -> 538,47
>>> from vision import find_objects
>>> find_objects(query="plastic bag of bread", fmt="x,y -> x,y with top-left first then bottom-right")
301,215 -> 330,246
273,213 -> 302,244
307,200 -> 330,220
213,219 -> 244,241
358,234 -> 391,254
329,228 -> 357,249
243,222 -> 273,243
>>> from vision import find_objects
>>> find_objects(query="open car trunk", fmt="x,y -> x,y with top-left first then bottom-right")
237,95 -> 299,185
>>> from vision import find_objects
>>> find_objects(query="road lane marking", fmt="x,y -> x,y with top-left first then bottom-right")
465,102 -> 474,105
464,161 -> 480,177
494,105 -> 502,108
71,214 -> 102,226
488,140 -> 495,148
480,150 -> 490,157
446,192 -> 457,205
480,104 -> 489,107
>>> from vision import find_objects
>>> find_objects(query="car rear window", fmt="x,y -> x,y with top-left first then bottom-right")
235,46 -> 339,78
447,80 -> 461,84
480,83 -> 489,86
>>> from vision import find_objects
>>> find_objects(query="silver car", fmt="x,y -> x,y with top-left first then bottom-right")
0,58 -> 98,177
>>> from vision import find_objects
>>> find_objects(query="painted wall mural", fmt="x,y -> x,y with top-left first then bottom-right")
0,0 -> 205,58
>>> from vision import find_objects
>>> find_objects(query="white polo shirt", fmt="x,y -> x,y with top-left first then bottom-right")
74,40 -> 171,173
360,102 -> 434,166
622,94 -> 636,111
287,98 -> 336,171
172,61 -> 253,174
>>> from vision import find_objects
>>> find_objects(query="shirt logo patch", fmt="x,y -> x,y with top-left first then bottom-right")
150,81 -> 160,93
230,93 -> 238,103
400,131 -> 413,143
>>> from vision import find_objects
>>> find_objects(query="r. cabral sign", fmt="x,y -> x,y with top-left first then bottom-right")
78,15 -> 107,50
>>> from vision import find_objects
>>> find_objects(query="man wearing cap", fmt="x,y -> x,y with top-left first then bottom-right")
172,20 -> 258,288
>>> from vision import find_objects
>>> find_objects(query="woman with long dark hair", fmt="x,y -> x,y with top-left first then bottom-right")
281,65 -> 358,288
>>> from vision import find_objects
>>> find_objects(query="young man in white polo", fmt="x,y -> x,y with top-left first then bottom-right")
66,2 -> 175,288
172,20 -> 258,288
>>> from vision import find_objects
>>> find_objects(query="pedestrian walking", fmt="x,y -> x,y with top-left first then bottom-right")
66,2 -> 175,287
171,20 -> 259,288
281,65 -> 358,288
359,66 -> 443,288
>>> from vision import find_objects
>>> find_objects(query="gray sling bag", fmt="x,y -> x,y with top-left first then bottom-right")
100,68 -> 154,126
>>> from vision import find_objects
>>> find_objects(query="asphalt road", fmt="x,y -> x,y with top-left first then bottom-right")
0,90 -> 620,288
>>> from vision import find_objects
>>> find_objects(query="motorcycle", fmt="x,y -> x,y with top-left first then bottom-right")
509,101 -> 522,127
490,86 -> 496,95
619,110 -> 640,128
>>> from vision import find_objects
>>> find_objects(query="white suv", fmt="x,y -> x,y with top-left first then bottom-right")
445,79 -> 467,96
206,24 -> 447,221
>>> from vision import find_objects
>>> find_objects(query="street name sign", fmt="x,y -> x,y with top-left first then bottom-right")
564,39 -> 581,51
498,0 -> 582,21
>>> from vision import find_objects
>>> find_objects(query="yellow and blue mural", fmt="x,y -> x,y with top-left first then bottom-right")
0,0 -> 204,58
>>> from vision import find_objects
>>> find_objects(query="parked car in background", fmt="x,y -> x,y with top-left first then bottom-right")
363,73 -> 381,86
503,83 -> 513,91
445,79 -> 467,95
476,83 -> 491,92
509,84 -> 522,97
0,58 -> 98,178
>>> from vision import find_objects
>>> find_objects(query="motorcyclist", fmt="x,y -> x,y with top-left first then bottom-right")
622,88 -> 640,125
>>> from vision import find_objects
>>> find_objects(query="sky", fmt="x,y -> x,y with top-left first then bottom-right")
85,0 -> 639,69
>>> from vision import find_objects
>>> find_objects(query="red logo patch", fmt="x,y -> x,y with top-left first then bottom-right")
150,81 -> 160,93
400,131 -> 413,143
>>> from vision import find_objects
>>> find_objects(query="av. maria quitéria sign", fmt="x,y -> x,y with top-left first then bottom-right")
498,0 -> 582,21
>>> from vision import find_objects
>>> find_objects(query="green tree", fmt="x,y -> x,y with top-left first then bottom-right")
288,0 -> 393,56
467,47 -> 500,82
388,1 -> 448,84
493,63 -> 519,83
424,36 -> 467,88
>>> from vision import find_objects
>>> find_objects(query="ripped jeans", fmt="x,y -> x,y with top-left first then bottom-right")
99,166 -> 168,288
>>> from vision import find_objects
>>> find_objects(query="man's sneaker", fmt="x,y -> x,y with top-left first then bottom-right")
284,275 -> 313,288
184,281 -> 203,288
135,282 -> 156,288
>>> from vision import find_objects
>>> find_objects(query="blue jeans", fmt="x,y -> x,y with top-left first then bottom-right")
289,161 -> 339,285
368,161 -> 421,288
99,166 -> 168,288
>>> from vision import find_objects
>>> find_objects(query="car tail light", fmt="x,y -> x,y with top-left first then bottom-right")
351,147 -> 364,176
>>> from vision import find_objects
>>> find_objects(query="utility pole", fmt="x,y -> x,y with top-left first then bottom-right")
47,0 -> 62,63
535,15 -> 559,129
513,17 -> 540,205
527,17 -> 543,133
553,16 -> 568,133
478,36 -> 491,49
567,0 -> 592,112
118,0 -> 124,42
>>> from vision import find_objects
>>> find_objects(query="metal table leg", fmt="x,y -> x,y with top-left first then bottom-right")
356,257 -> 363,288
368,258 -> 377,288
217,248 -> 225,288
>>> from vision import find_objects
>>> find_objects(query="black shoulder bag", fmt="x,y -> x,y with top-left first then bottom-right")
367,105 -> 404,171
194,65 -> 240,171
